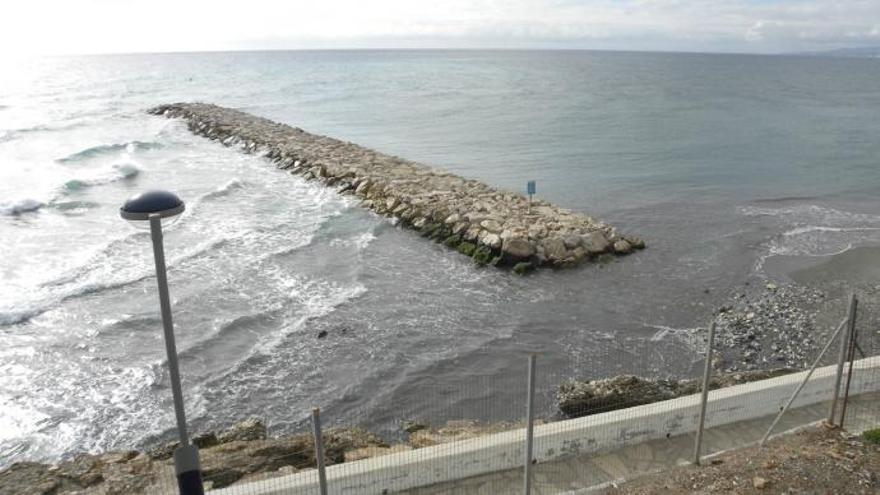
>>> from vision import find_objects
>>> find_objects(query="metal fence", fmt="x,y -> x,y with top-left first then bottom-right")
111,295 -> 880,495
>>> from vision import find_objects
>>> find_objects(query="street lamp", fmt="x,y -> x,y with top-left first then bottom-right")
120,190 -> 204,495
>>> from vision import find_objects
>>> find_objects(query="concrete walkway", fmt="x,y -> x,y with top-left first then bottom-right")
401,393 -> 879,495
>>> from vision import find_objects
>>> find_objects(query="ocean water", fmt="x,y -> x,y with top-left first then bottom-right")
2,50 -> 880,466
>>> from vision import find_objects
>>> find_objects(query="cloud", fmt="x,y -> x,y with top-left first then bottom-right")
1,0 -> 879,55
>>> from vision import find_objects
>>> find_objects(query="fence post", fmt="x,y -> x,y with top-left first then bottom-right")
761,316 -> 848,446
693,320 -> 717,465
312,408 -> 329,495
829,294 -> 857,426
523,353 -> 537,495
839,307 -> 860,427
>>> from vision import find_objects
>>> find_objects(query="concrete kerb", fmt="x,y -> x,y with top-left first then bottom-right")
210,357 -> 880,494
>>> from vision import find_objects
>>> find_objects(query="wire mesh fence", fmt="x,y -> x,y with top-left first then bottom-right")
62,295 -> 880,495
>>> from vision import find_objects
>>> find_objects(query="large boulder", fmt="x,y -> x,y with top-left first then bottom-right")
557,375 -> 677,418
563,235 -> 582,249
501,236 -> 535,262
201,438 -> 310,488
201,426 -> 386,489
0,462 -> 69,495
613,239 -> 633,254
625,236 -> 646,249
480,232 -> 502,250
217,418 -> 267,443
479,219 -> 503,233
582,231 -> 611,255
542,237 -> 568,262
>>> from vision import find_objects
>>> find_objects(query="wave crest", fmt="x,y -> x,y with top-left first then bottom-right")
56,141 -> 162,163
202,178 -> 248,201
0,199 -> 44,216
62,162 -> 140,193
0,235 -> 231,326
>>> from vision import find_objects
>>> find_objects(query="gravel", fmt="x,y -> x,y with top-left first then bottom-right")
709,283 -> 830,372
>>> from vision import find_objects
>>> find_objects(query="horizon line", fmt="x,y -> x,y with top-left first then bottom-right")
10,46 -> 849,59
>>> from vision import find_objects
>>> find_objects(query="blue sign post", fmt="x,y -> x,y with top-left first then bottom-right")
526,180 -> 536,213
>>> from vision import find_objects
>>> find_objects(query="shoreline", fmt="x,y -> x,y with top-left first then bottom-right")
149,103 -> 644,272
0,363 -> 777,494
5,252 -> 877,492
0,364 -> 811,494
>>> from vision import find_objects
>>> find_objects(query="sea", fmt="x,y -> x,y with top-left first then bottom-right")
2,50 -> 880,467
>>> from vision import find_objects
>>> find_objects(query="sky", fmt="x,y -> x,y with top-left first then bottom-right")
0,0 -> 878,56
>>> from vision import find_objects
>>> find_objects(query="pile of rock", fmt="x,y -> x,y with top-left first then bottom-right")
556,368 -> 794,418
712,284 -> 828,371
149,103 -> 644,271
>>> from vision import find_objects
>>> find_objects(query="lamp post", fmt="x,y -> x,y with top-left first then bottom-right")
120,190 -> 204,495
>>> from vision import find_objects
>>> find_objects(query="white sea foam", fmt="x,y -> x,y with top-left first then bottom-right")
61,162 -> 140,193
201,178 -> 248,200
740,203 -> 880,224
56,141 -> 161,163
0,235 -> 232,326
645,323 -> 707,351
329,231 -> 377,251
746,203 -> 880,274
782,225 -> 880,237
258,273 -> 367,355
0,198 -> 44,215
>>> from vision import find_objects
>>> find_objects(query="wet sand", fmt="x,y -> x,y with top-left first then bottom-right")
764,246 -> 880,287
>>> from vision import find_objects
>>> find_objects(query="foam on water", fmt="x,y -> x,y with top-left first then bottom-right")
0,234 -> 234,326
741,203 -> 880,273
329,231 -> 377,251
56,141 -> 162,163
61,162 -> 140,193
0,198 -> 44,215
200,276 -> 369,387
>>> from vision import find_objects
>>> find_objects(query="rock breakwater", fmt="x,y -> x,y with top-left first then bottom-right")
149,103 -> 643,270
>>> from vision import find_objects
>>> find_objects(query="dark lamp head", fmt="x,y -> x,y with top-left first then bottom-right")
120,190 -> 185,228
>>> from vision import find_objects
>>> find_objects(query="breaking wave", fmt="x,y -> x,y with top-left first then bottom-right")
200,178 -> 248,201
1,163 -> 140,217
0,121 -> 88,144
0,235 -> 232,326
0,199 -> 44,216
195,276 -> 368,386
61,162 -> 140,193
56,141 -> 162,163
180,179 -> 250,219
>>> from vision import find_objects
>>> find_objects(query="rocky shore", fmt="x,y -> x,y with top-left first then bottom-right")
149,103 -> 643,271
710,283 -> 831,372
555,281 -> 859,419
2,364 -> 815,494
0,418 -> 529,495
556,368 -> 795,418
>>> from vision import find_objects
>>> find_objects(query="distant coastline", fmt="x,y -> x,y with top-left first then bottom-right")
791,46 -> 880,59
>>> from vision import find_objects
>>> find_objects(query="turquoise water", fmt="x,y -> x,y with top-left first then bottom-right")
2,50 -> 880,466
